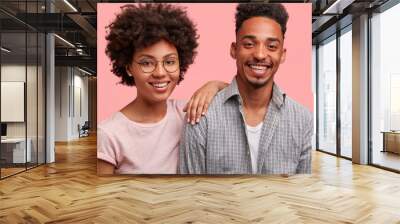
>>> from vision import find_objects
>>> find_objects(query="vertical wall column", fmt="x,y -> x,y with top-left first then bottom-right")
55,67 -> 70,141
46,34 -> 55,163
45,1 -> 55,163
54,67 -> 90,141
352,14 -> 369,164
88,77 -> 97,132
312,45 -> 317,150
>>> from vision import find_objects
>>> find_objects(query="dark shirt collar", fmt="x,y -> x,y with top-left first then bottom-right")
222,76 -> 286,109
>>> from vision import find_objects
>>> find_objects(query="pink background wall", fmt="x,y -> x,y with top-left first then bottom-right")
97,3 -> 312,123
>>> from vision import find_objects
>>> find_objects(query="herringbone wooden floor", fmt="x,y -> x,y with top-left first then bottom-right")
1,135 -> 400,224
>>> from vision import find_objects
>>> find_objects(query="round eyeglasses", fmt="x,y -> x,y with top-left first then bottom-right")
134,58 -> 179,73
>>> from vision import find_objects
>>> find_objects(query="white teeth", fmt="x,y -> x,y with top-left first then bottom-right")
152,82 -> 168,88
249,64 -> 268,70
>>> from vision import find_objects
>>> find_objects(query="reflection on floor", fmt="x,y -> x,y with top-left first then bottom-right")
341,147 -> 352,158
0,167 -> 25,177
0,135 -> 400,222
373,150 -> 400,171
0,163 -> 41,178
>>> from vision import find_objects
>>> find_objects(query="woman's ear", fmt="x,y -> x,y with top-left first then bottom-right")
126,66 -> 133,77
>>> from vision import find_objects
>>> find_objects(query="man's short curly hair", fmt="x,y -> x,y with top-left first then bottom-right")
235,3 -> 289,38
105,3 -> 198,86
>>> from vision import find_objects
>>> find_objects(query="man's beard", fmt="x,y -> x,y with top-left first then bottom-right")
242,60 -> 275,89
245,74 -> 273,89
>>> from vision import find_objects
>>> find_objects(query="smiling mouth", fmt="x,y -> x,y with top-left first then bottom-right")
247,63 -> 272,75
149,81 -> 170,89
246,62 -> 272,75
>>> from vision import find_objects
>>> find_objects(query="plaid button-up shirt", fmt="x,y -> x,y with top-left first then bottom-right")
179,78 -> 313,174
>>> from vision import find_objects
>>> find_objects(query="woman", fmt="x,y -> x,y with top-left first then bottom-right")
97,3 -> 227,174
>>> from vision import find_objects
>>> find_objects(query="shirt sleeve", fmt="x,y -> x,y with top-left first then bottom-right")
97,127 -> 118,167
296,112 -> 313,174
178,116 -> 207,174
173,99 -> 189,121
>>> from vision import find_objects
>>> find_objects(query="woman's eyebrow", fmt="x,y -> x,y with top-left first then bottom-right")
163,53 -> 178,58
136,54 -> 155,59
137,53 -> 178,59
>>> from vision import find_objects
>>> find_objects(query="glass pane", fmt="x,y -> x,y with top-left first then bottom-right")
371,3 -> 400,171
1,32 -> 27,177
312,45 -> 317,151
0,1 -> 46,178
340,28 -> 352,158
27,31 -> 38,169
318,36 -> 337,154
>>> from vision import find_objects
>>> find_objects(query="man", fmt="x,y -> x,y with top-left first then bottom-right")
179,3 -> 313,174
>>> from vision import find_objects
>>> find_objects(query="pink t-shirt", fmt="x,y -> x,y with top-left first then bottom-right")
97,99 -> 186,174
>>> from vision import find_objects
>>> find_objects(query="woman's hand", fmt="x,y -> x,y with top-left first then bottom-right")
183,80 -> 228,125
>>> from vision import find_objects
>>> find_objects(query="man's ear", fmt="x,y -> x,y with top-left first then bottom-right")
280,48 -> 287,64
230,42 -> 237,59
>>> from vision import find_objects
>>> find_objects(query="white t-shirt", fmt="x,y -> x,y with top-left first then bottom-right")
97,99 -> 186,174
246,122 -> 263,174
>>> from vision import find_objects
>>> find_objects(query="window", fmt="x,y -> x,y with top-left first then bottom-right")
0,1 -> 46,179
317,35 -> 337,155
339,27 -> 352,158
371,2 -> 400,171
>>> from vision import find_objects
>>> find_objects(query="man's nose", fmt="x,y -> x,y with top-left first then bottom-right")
253,45 -> 268,60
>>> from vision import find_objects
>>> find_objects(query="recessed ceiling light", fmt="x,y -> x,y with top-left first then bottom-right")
1,47 -> 11,53
323,0 -> 355,15
54,34 -> 75,48
63,0 -> 78,12
77,67 -> 93,76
